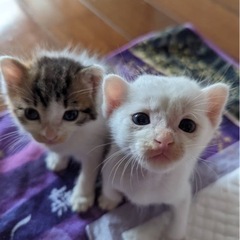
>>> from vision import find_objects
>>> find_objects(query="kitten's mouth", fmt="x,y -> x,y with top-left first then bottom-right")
44,140 -> 60,145
149,153 -> 169,162
34,136 -> 66,145
147,150 -> 170,163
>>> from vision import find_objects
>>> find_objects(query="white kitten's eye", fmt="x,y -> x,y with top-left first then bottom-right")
132,112 -> 150,125
179,119 -> 196,133
63,110 -> 79,121
25,108 -> 40,120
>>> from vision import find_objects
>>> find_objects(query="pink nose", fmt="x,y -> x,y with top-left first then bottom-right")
44,127 -> 58,141
154,131 -> 174,149
45,134 -> 58,141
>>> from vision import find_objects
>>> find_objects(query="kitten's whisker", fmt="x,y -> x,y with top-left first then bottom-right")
129,155 -> 138,189
139,156 -> 146,179
87,142 -> 112,155
110,153 -> 129,186
9,138 -> 25,153
0,131 -> 20,141
100,147 -> 129,172
120,154 -> 133,187
67,87 -> 98,98
6,135 -> 24,152
192,167 -> 202,200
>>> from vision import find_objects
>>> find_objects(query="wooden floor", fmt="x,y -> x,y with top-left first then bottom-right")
0,0 -> 239,60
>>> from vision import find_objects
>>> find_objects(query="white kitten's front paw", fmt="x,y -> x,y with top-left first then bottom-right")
45,152 -> 69,172
70,190 -> 94,212
98,195 -> 121,211
163,237 -> 185,240
163,229 -> 186,240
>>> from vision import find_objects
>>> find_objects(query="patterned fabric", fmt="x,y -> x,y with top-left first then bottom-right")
122,168 -> 240,240
0,24 -> 239,240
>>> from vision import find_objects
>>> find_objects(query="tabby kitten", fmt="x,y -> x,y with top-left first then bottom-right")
0,49 -> 107,212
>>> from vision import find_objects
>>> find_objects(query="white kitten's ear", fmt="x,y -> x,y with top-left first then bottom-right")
203,83 -> 229,127
0,57 -> 28,87
102,74 -> 129,118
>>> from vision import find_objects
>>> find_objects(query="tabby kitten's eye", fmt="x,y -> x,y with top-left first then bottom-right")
132,112 -> 150,125
24,108 -> 40,120
63,110 -> 79,121
81,108 -> 91,114
179,119 -> 196,133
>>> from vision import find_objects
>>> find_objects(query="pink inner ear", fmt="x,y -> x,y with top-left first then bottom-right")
103,75 -> 128,117
1,58 -> 27,86
80,65 -> 104,96
205,84 -> 229,127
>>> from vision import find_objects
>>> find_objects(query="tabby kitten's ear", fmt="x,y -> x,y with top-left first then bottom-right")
102,74 -> 129,118
0,58 -> 28,89
81,65 -> 104,88
202,83 -> 229,127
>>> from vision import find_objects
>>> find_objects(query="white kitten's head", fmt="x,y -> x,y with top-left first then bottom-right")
102,74 -> 229,172
0,55 -> 104,146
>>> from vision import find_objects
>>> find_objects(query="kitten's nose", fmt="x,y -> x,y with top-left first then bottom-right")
154,131 -> 174,149
43,127 -> 58,141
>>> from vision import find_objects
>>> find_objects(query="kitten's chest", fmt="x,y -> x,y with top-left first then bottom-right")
112,160 -> 187,205
49,119 -> 106,160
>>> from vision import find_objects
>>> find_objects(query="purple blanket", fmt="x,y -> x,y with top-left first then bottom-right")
0,24 -> 239,240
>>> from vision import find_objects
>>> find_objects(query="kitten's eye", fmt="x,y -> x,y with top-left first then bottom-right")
63,110 -> 79,121
81,108 -> 91,114
132,112 -> 150,125
24,108 -> 40,120
179,119 -> 196,133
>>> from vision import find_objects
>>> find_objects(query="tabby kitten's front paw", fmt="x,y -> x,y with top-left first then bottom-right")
70,188 -> 94,212
45,152 -> 69,172
98,194 -> 122,211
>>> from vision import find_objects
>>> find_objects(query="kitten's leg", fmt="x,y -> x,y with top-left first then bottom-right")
45,151 -> 69,172
98,188 -> 123,211
70,155 -> 101,212
98,166 -> 123,210
165,183 -> 191,240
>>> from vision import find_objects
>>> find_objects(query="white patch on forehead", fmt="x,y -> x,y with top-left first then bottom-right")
45,102 -> 65,124
129,75 -> 205,114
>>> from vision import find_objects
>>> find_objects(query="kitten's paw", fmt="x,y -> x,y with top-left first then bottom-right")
163,229 -> 186,240
163,237 -> 185,240
98,195 -> 121,211
45,153 -> 68,172
70,191 -> 94,212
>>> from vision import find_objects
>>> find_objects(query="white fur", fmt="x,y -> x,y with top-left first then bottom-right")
48,113 -> 107,212
100,74 -> 229,240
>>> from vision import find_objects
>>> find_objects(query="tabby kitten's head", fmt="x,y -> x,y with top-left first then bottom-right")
0,52 -> 104,145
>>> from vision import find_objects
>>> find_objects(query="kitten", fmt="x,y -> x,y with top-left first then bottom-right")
0,49 -> 108,212
99,74 -> 229,240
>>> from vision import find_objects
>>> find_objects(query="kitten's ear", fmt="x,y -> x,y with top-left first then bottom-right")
81,65 -> 104,88
203,83 -> 229,127
102,74 -> 129,118
0,57 -> 28,87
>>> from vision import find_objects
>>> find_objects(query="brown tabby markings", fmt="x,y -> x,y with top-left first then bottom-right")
8,56 -> 97,125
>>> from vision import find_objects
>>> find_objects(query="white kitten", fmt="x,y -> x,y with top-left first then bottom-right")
0,49 -> 108,212
99,74 -> 229,240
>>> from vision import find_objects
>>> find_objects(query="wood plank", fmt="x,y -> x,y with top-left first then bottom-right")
20,0 -> 128,54
80,0 -> 177,39
0,0 -> 57,57
146,0 -> 239,60
0,0 -> 58,111
213,0 -> 239,15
